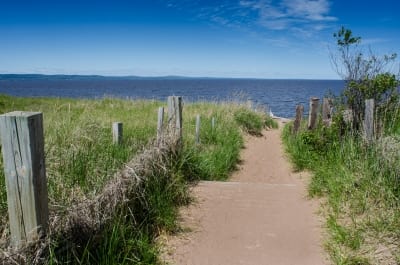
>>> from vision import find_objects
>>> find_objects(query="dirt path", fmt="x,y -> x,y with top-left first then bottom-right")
162,121 -> 327,265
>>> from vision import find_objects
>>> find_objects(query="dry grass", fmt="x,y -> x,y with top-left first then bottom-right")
0,134 -> 176,263
0,95 -> 273,264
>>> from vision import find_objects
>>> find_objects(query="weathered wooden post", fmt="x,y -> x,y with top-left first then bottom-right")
167,96 -> 183,144
308,97 -> 320,130
322,98 -> 333,126
112,122 -> 123,144
195,114 -> 201,144
211,117 -> 215,130
157,107 -> 164,144
0,112 -> 49,247
293,104 -> 304,134
364,99 -> 375,143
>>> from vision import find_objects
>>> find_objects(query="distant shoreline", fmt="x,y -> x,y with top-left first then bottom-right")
0,73 -> 342,82
0,78 -> 345,118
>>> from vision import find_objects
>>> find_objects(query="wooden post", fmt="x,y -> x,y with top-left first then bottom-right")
308,97 -> 320,130
112,122 -> 123,144
0,112 -> 49,247
167,96 -> 183,143
364,99 -> 375,143
195,114 -> 201,144
157,107 -> 164,144
322,98 -> 333,126
211,117 -> 215,130
293,104 -> 304,134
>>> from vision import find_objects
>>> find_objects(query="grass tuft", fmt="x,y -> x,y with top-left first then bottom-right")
234,107 -> 264,135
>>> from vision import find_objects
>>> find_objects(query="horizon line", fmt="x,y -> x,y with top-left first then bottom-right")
0,73 -> 343,81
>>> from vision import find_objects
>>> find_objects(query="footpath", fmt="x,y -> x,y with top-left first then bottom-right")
162,121 -> 327,265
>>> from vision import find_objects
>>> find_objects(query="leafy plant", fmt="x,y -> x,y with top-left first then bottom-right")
330,27 -> 399,131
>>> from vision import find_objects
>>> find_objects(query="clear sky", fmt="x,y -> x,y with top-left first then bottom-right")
0,0 -> 399,79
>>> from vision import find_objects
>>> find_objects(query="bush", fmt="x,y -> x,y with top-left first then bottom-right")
233,107 -> 276,135
330,27 -> 399,131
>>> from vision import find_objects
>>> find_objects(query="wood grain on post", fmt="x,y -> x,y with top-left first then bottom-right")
293,104 -> 304,134
308,97 -> 320,130
157,107 -> 164,144
195,114 -> 201,144
167,96 -> 183,143
112,122 -> 123,144
364,99 -> 375,143
0,112 -> 49,247
322,98 -> 333,126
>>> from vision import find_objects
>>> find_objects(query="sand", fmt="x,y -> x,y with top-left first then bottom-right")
161,120 -> 327,265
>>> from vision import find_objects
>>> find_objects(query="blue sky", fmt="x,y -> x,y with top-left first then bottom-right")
0,0 -> 399,79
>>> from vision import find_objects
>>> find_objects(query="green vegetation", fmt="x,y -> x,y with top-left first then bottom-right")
283,116 -> 400,264
283,27 -> 400,264
331,26 -> 398,131
183,104 -> 277,181
0,95 -> 274,264
232,106 -> 278,135
0,95 -> 158,212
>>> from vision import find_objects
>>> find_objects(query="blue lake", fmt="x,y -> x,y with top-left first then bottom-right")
0,77 -> 344,118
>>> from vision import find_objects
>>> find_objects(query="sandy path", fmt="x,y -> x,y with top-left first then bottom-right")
162,121 -> 327,265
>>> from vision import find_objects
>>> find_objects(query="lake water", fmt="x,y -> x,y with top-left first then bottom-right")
0,77 -> 344,118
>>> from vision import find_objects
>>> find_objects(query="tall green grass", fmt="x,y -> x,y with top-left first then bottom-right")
0,95 -> 274,264
181,104 -> 277,180
283,117 -> 400,265
0,96 -> 158,211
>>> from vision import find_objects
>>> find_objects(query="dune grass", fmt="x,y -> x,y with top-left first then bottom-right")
282,116 -> 400,265
0,95 -> 275,264
0,95 -> 159,215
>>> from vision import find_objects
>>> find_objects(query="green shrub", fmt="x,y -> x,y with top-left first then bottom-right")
234,108 -> 264,135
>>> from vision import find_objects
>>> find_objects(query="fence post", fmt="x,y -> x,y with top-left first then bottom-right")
167,96 -> 183,144
322,98 -> 333,126
293,104 -> 304,134
308,97 -> 320,130
0,112 -> 49,247
364,99 -> 375,143
112,122 -> 123,144
211,117 -> 215,130
157,107 -> 164,144
195,114 -> 201,144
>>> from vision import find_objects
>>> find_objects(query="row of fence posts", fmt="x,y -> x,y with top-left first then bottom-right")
111,97 -> 214,147
0,95 -> 218,248
293,97 -> 376,143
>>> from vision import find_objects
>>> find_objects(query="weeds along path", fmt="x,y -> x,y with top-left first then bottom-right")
162,120 -> 327,265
